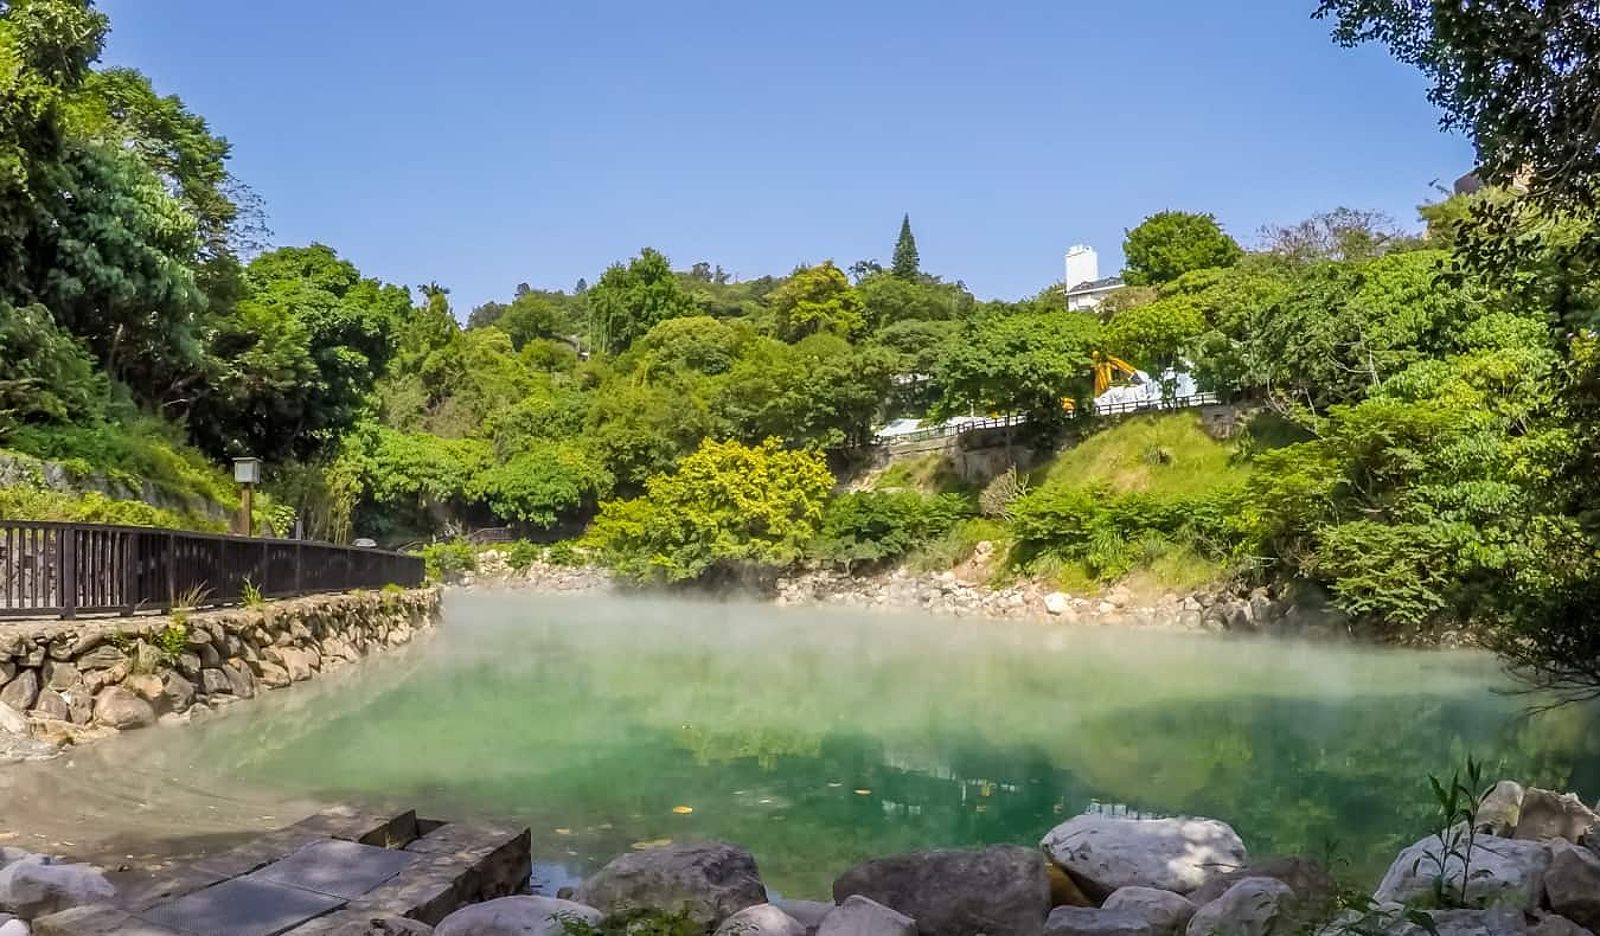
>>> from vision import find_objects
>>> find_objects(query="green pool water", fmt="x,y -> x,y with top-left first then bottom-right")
86,592 -> 1600,896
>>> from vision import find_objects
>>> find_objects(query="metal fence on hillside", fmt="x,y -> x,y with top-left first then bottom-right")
0,521 -> 423,620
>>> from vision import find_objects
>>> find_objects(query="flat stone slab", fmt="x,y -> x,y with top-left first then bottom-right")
139,877 -> 345,936
251,840 -> 417,900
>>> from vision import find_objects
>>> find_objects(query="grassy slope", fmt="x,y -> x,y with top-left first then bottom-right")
875,412 -> 1263,596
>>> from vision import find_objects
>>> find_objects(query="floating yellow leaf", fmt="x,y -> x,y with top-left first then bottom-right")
672,805 -> 694,815
631,838 -> 673,850
854,789 -> 872,796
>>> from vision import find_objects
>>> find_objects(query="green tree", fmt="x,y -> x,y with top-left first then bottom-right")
190,245 -> 407,460
1123,211 -> 1243,286
769,261 -> 865,340
716,334 -> 893,450
933,309 -> 1102,430
588,248 -> 700,353
587,438 -> 834,583
1314,0 -> 1600,204
892,214 -> 920,280
472,440 -> 612,528
857,273 -> 975,329
0,302 -> 105,432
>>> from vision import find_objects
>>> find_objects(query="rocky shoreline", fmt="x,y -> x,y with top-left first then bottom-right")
0,587 -> 441,764
4,777 -> 1592,935
469,554 -> 1349,638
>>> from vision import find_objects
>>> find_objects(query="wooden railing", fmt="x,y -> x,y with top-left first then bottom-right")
0,521 -> 424,620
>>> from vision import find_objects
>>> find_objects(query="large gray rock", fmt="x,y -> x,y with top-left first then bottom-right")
74,646 -> 125,671
1373,832 -> 1549,910
1388,908 -> 1530,936
1188,856 -> 1333,911
0,917 -> 27,936
435,895 -> 600,936
0,861 -> 114,920
1516,789 -> 1599,843
1477,781 -> 1525,837
1042,907 -> 1150,936
774,900 -> 834,936
198,668 -> 232,696
575,842 -> 765,929
1040,816 -> 1247,898
1530,912 -> 1596,936
0,671 -> 37,713
324,916 -> 435,935
27,691 -> 66,722
833,845 -> 1049,936
816,896 -> 916,936
1184,877 -> 1293,936
160,674 -> 194,713
90,687 -> 154,730
715,904 -> 807,936
1546,841 -> 1600,930
1102,887 -> 1195,936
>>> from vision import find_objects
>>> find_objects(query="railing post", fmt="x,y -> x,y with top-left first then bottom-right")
261,538 -> 270,595
294,542 -> 303,596
59,525 -> 77,620
167,531 -> 177,608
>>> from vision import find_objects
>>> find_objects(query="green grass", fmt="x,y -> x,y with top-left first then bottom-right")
0,485 -> 224,531
3,417 -> 238,511
872,453 -> 973,495
906,517 -> 1009,574
1031,411 -> 1250,498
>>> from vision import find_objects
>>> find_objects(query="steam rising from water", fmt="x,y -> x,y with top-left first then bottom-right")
2,592 -> 1595,895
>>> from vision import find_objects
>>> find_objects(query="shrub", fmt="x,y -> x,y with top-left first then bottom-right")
978,466 -> 1029,519
505,540 -> 543,572
545,541 -> 584,567
420,541 -> 476,582
810,491 -> 970,571
1009,484 -> 1245,582
587,438 -> 833,583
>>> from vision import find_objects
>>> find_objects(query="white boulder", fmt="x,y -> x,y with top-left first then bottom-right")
1185,877 -> 1294,936
1103,886 -> 1197,936
1041,816 -> 1247,897
715,904 -> 807,936
817,896 -> 916,936
0,861 -> 114,921
1043,907 -> 1152,935
1373,832 -> 1549,910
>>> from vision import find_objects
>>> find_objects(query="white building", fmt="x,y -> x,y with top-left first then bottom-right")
1063,245 -> 1124,312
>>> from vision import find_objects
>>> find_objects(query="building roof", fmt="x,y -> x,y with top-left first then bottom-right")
1066,275 -> 1125,296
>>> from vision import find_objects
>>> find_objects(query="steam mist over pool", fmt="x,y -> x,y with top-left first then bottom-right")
8,591 -> 1599,896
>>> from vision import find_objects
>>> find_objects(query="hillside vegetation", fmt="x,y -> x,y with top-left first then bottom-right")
6,0 -> 1600,696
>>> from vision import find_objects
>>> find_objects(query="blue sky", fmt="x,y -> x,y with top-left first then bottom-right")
98,0 -> 1470,312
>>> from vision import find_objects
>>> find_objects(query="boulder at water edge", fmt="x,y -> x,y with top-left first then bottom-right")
832,844 -> 1050,936
1184,877 -> 1294,936
1101,887 -> 1196,936
434,895 -> 601,936
714,904 -> 807,936
816,896 -> 916,936
773,900 -> 834,936
1515,789 -> 1599,843
1187,856 -> 1333,911
1040,816 -> 1247,898
1545,841 -> 1600,931
1373,833 -> 1549,910
90,686 -> 154,730
1041,907 -> 1150,936
0,918 -> 27,936
1530,912 -> 1597,936
574,841 -> 765,929
0,861 -> 114,920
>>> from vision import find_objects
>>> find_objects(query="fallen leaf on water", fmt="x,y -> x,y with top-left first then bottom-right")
631,838 -> 673,850
554,828 -> 573,836
672,805 -> 694,815
854,789 -> 872,796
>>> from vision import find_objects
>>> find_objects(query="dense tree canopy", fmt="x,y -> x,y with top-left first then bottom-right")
1123,211 -> 1243,286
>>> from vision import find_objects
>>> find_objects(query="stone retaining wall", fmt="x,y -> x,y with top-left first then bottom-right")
0,587 -> 440,759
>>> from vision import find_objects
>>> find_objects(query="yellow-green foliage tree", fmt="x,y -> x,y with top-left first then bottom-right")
587,438 -> 834,583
